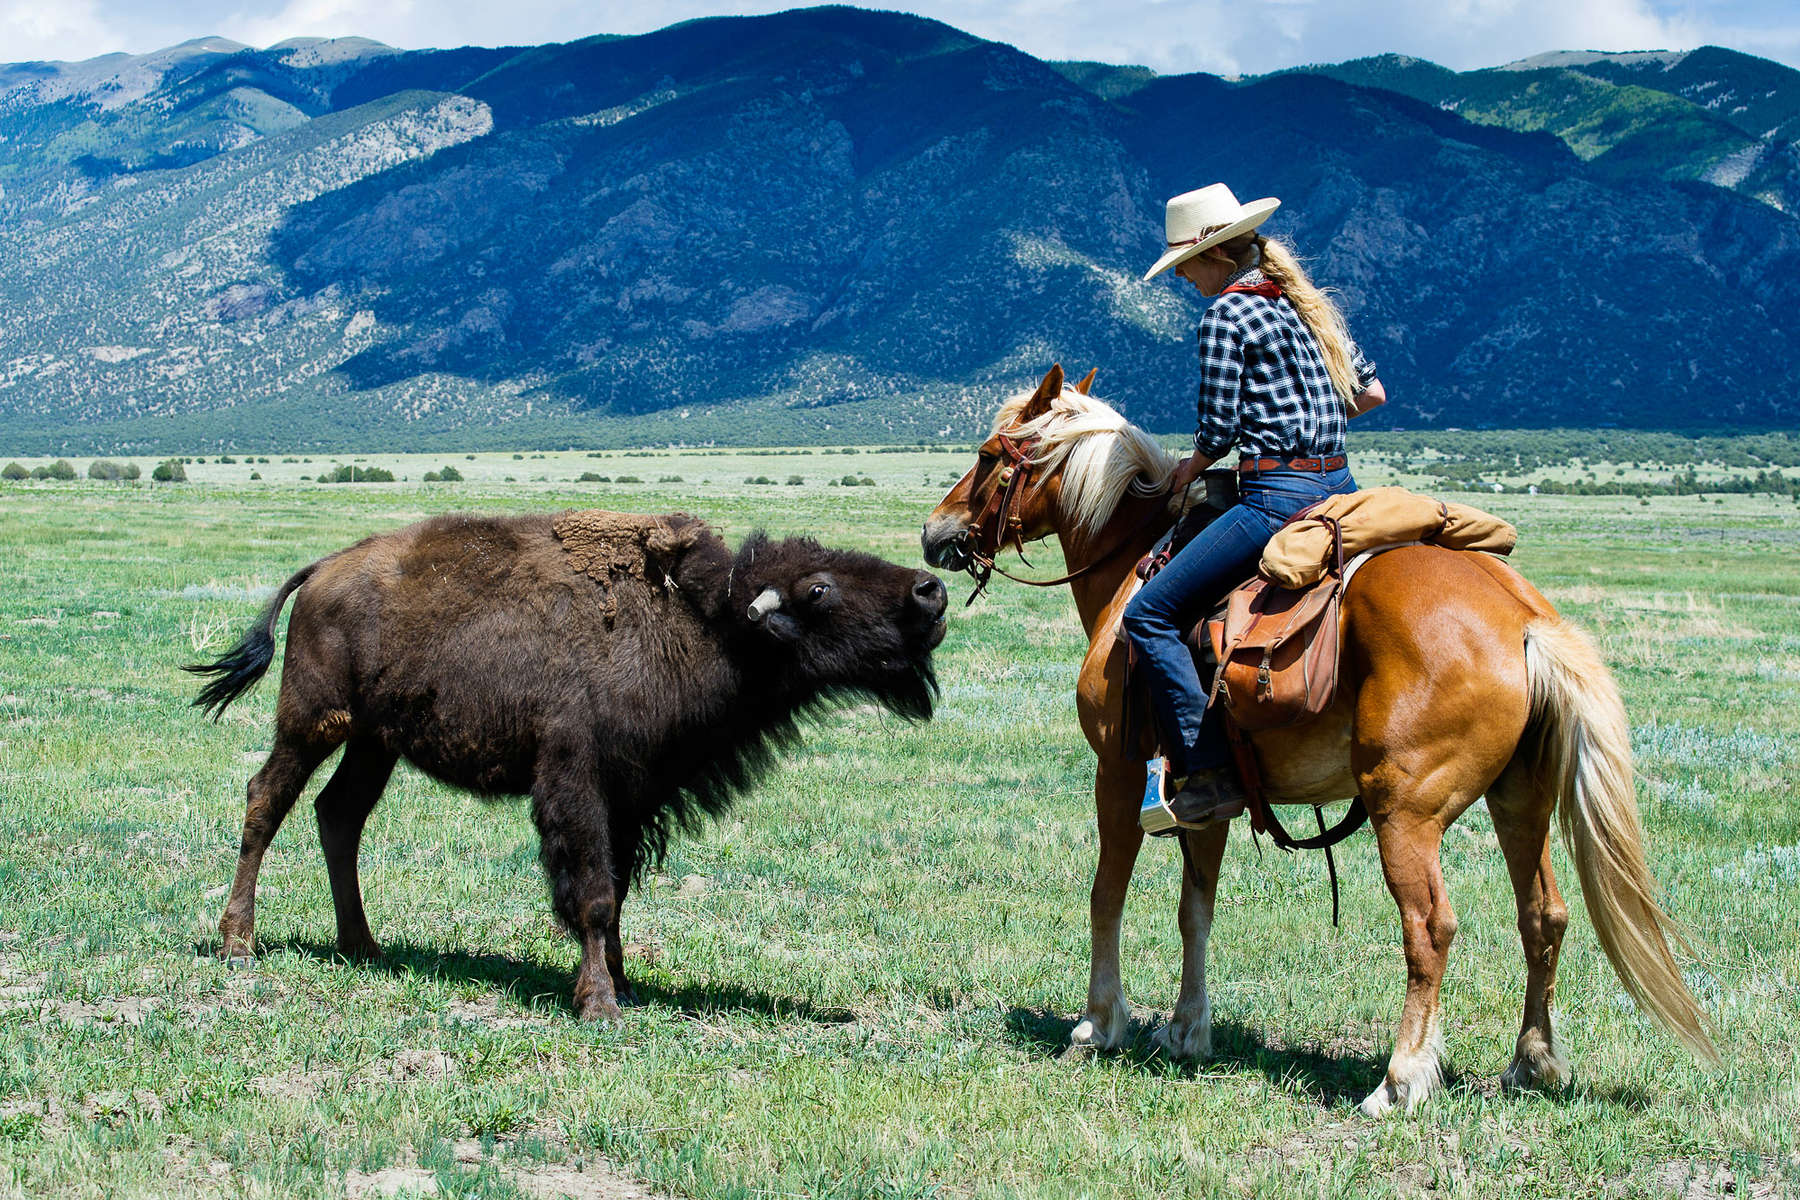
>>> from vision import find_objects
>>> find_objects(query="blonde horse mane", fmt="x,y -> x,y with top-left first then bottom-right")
991,385 -> 1182,543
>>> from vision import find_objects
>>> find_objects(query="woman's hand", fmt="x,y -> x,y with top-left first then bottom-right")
1169,453 -> 1211,493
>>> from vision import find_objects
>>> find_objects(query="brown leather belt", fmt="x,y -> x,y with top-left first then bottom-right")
1238,454 -> 1346,474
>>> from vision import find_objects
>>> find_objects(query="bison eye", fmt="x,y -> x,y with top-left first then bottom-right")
808,582 -> 831,602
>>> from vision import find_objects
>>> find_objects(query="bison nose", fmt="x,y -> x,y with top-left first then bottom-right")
912,571 -> 947,617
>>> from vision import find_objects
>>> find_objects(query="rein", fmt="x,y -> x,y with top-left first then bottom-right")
960,430 -> 1173,606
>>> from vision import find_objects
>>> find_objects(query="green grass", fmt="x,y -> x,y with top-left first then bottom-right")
1,462 -> 1797,1198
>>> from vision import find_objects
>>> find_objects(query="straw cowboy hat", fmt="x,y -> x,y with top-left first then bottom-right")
1142,183 -> 1281,281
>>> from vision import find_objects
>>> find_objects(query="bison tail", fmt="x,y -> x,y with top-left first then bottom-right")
183,560 -> 321,721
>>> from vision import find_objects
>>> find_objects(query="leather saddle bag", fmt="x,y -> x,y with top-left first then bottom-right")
1198,516 -> 1346,731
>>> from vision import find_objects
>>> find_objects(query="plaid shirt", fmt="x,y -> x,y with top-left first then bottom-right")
1192,268 -> 1377,460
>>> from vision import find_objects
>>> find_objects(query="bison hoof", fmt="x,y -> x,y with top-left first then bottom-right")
336,935 -> 384,961
579,998 -> 625,1024
217,936 -> 256,965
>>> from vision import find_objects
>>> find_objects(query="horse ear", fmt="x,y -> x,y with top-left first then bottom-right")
1022,364 -> 1063,420
1074,368 -> 1097,395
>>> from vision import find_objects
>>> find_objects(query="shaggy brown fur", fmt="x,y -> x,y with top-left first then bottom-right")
552,510 -> 703,620
187,510 -> 948,1021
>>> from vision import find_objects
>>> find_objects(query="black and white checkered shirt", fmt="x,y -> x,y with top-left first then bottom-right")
1193,267 -> 1377,460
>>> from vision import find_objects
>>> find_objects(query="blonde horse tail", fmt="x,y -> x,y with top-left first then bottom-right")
1523,618 -> 1721,1066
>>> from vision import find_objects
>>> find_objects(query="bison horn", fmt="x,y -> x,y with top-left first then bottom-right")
747,587 -> 782,622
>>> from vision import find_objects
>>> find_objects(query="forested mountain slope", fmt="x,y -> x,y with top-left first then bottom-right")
3,10 -> 1795,452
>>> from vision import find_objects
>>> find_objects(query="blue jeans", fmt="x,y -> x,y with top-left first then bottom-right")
1122,466 -> 1356,775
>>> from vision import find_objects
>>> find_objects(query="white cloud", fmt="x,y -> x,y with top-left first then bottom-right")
0,0 -> 112,62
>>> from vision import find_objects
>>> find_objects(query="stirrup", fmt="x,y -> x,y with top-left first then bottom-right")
1139,757 -> 1182,837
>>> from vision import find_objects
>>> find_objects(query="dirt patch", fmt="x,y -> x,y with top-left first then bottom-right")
509,1159 -> 661,1199
0,1096 -> 70,1136
347,1166 -> 440,1197
348,1137 -> 660,1200
81,1089 -> 164,1125
361,1049 -> 459,1087
38,996 -> 158,1027
552,509 -> 705,619
1656,1157 -> 1797,1199
443,997 -> 546,1030
249,1068 -> 335,1102
0,955 -> 47,1011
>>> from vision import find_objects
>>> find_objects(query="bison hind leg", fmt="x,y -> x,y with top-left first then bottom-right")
218,736 -> 337,961
314,736 -> 400,960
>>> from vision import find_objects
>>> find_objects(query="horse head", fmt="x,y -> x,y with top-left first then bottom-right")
922,364 -> 1180,580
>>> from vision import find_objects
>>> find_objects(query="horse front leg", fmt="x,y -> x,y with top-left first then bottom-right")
1151,821 -> 1228,1059
1068,758 -> 1143,1053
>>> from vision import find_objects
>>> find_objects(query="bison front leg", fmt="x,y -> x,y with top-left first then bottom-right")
532,743 -> 626,1022
604,820 -> 643,1007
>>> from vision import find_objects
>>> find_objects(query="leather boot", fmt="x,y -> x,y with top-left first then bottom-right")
1166,767 -> 1247,827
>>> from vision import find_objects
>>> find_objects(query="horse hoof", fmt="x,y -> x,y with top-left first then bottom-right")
1068,1012 -> 1127,1054
1150,1018 -> 1212,1061
217,938 -> 256,966
1358,1081 -> 1399,1118
1501,1054 -> 1571,1095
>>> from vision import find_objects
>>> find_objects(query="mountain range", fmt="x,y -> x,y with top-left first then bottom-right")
2,8 -> 1798,452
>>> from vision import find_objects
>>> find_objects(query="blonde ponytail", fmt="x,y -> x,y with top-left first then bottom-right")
1253,236 -> 1361,405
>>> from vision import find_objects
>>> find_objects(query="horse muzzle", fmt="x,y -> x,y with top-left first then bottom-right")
920,517 -> 975,572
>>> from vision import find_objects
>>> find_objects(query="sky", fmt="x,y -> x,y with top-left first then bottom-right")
3,0 -> 1798,75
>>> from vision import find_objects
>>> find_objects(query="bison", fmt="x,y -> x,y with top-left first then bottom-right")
187,509 -> 947,1020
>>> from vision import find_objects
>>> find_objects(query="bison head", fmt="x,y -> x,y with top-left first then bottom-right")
729,533 -> 947,720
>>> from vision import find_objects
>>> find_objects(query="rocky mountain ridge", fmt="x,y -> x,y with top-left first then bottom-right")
2,9 -> 1796,452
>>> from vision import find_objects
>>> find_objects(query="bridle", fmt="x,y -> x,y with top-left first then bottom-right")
957,426 -> 1173,605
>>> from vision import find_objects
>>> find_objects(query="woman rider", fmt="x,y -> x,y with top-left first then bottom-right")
1125,183 -> 1385,833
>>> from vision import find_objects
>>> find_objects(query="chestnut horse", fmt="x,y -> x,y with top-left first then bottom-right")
922,366 -> 1717,1115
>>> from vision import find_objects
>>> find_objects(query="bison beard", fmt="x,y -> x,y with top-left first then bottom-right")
186,510 -> 947,1021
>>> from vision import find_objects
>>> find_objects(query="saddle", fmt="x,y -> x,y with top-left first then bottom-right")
1134,480 -> 1370,869
1137,476 -> 1352,734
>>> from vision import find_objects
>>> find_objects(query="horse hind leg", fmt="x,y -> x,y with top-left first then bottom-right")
314,736 -> 400,959
1361,811 -> 1459,1117
1068,760 -> 1143,1053
1487,761 -> 1573,1094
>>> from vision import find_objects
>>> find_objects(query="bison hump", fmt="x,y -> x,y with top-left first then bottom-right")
552,510 -> 711,611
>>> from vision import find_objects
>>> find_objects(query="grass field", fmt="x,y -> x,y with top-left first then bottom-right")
1,458 -> 1797,1199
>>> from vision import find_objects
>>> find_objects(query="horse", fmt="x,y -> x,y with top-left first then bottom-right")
920,365 -> 1717,1115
